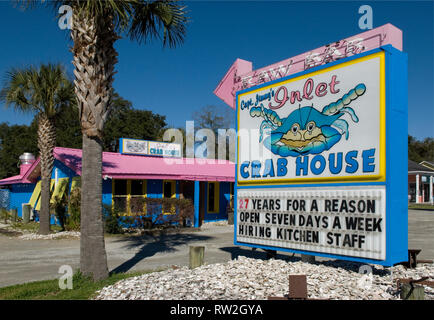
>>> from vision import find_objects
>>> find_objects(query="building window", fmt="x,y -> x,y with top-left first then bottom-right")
208,182 -> 219,213
130,180 -> 147,214
409,183 -> 416,202
163,180 -> 176,214
131,180 -> 144,196
113,179 -> 127,196
113,179 -> 147,215
113,179 -> 128,213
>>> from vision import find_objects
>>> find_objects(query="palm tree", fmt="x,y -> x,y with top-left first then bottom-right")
17,0 -> 189,280
0,64 -> 75,235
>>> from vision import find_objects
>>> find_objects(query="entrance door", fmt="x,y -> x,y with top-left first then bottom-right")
181,181 -> 194,201
423,183 -> 429,202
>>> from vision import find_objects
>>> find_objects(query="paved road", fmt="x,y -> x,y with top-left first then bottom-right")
0,210 -> 432,288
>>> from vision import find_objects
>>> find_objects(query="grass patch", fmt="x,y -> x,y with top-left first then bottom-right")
408,203 -> 434,211
10,221 -> 63,233
0,269 -> 158,300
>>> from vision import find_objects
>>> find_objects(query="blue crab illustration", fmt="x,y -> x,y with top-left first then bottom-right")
249,83 -> 366,157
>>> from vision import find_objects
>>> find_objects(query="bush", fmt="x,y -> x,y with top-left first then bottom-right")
130,197 -> 194,229
65,187 -> 81,231
0,208 -> 9,223
51,195 -> 67,231
103,204 -> 123,234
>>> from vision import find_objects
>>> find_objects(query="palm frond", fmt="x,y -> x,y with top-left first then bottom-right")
0,64 -> 75,118
15,0 -> 189,48
128,0 -> 189,48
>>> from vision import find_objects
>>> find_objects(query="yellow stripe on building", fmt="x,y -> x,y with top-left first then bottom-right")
70,176 -> 81,192
35,180 -> 55,211
50,178 -> 69,204
28,180 -> 41,209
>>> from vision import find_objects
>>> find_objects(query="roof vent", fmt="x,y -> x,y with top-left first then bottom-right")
19,153 -> 36,165
18,153 -> 36,175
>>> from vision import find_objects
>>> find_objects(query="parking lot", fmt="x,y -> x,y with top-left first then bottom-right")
0,209 -> 432,288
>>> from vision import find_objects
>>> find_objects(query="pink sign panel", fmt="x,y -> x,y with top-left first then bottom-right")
214,23 -> 402,109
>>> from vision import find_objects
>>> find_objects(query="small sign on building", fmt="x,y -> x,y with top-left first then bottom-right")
120,138 -> 181,158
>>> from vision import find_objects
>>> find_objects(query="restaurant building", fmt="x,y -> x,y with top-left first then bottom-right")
408,160 -> 434,203
0,141 -> 235,227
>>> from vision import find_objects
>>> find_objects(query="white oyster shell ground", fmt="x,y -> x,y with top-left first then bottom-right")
94,256 -> 434,300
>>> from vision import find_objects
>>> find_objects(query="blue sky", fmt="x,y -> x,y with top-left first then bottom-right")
0,0 -> 432,140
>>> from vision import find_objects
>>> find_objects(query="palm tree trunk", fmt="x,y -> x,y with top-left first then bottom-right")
71,9 -> 117,280
37,114 -> 56,235
80,134 -> 108,280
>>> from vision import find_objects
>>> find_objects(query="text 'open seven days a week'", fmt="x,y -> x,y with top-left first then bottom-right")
237,197 -> 383,250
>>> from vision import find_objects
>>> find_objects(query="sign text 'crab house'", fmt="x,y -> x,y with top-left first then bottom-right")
226,25 -> 408,266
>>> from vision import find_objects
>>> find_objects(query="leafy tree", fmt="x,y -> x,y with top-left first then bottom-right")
191,105 -> 235,161
0,98 -> 167,177
103,99 -> 167,151
18,0 -> 189,280
0,64 -> 75,235
408,135 -> 434,163
192,105 -> 235,134
45,91 -> 164,151
0,122 -> 38,179
53,102 -> 82,149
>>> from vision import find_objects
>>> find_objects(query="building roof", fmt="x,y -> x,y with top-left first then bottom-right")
0,174 -> 30,185
420,161 -> 434,171
0,147 -> 235,186
408,160 -> 434,174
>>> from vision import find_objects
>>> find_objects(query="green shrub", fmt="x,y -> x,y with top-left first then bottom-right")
0,208 -> 9,223
103,204 -> 123,234
51,195 -> 67,231
131,197 -> 194,228
65,187 -> 81,231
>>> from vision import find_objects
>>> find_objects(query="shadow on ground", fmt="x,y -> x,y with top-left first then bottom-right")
409,207 -> 434,212
219,246 -> 299,262
110,232 -> 213,274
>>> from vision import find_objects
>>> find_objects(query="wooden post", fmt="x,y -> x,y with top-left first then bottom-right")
189,246 -> 205,269
23,204 -> 31,224
400,283 -> 425,300
227,207 -> 234,225
12,209 -> 17,223
289,275 -> 308,299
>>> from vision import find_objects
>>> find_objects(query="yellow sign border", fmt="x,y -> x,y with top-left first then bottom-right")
236,51 -> 386,186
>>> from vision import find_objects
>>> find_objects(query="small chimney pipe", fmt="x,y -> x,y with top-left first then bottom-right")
18,153 -> 36,175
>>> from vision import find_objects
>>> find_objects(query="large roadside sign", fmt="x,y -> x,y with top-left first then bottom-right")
233,40 -> 408,266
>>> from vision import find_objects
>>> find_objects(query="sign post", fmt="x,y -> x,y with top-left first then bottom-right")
226,26 -> 408,266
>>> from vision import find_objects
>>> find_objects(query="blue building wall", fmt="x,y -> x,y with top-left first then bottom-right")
51,160 -> 76,180
102,179 -> 112,207
9,183 -> 35,218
